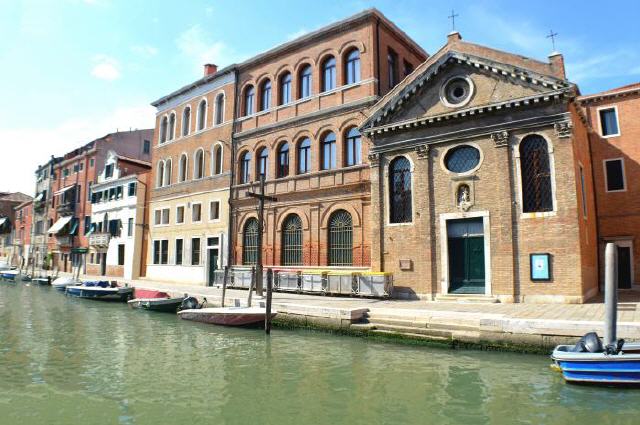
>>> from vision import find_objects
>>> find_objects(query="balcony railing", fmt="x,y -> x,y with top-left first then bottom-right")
89,232 -> 110,247
56,202 -> 74,216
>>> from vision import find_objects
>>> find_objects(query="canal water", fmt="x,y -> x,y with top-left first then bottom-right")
1,283 -> 638,425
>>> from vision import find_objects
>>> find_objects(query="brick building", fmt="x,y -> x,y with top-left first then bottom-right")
360,32 -> 598,303
32,156 -> 63,269
147,64 -> 235,284
579,83 -> 640,289
231,8 -> 426,271
0,192 -> 33,264
48,130 -> 153,273
13,200 -> 33,267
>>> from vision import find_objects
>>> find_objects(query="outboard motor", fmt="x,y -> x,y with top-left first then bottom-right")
605,338 -> 625,355
180,296 -> 200,311
572,332 -> 604,353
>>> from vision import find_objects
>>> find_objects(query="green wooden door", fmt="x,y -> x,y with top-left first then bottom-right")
208,249 -> 219,287
447,218 -> 485,294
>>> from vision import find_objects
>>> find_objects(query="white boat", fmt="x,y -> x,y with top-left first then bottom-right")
178,306 -> 277,326
52,277 -> 82,292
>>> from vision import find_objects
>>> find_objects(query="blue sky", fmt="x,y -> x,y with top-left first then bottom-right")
1,0 -> 639,194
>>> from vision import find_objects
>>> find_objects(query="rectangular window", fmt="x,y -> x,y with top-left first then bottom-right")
154,208 -> 170,225
579,165 -> 587,218
154,210 -> 161,225
109,188 -> 116,200
79,162 -> 84,171
108,220 -> 121,237
403,60 -> 414,77
388,49 -> 398,89
84,216 -> 91,235
63,168 -> 69,177
191,237 -> 201,265
599,107 -> 620,137
128,217 -> 134,237
73,164 -> 79,173
176,238 -> 183,265
161,240 -> 168,264
105,164 -> 114,178
143,139 -> 150,154
162,208 -> 170,225
118,244 -> 125,265
176,206 -> 185,224
128,182 -> 136,196
90,158 -> 95,167
192,203 -> 202,222
153,241 -> 160,264
604,159 -> 625,192
116,186 -> 123,199
209,201 -> 220,221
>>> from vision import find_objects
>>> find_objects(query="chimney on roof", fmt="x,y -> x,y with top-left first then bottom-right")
204,63 -> 218,76
548,52 -> 566,79
447,31 -> 462,44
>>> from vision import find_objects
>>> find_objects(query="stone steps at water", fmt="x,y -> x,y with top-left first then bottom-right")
369,329 -> 451,342
434,294 -> 499,303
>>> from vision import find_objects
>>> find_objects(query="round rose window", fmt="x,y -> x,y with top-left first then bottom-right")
441,76 -> 473,107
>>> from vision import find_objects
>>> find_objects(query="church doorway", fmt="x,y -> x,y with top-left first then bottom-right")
446,218 -> 485,294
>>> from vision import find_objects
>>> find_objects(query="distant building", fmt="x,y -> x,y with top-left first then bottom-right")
32,156 -> 63,269
360,32 -> 598,303
86,151 -> 150,279
0,192 -> 33,264
13,199 -> 33,267
579,83 -> 640,289
47,130 -> 153,273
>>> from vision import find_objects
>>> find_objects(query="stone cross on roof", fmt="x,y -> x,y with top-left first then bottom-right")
448,9 -> 459,32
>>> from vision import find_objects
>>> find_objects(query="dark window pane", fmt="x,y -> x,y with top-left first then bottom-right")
345,128 -> 361,166
600,108 -> 619,136
322,132 -> 336,170
300,65 -> 312,98
280,73 -> 292,105
389,156 -> 412,223
176,239 -> 183,265
322,57 -> 336,92
445,146 -> 480,173
277,143 -> 289,178
605,160 -> 625,191
345,49 -> 360,85
520,135 -> 553,212
328,210 -> 352,266
281,214 -> 303,266
298,138 -> 311,174
243,218 -> 259,265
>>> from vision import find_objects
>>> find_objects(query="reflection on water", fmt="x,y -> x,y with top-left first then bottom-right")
0,284 -> 638,425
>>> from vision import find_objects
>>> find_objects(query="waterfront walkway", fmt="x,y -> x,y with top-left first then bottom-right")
58,272 -> 640,351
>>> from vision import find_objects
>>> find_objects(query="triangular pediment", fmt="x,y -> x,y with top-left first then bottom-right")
363,51 -> 574,131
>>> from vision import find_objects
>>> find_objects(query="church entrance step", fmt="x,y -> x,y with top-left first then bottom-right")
435,294 -> 499,303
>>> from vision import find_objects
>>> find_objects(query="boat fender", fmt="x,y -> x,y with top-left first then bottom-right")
180,296 -> 200,311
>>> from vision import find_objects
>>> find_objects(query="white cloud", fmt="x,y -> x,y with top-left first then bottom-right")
0,104 -> 155,194
91,54 -> 121,81
287,28 -> 308,41
131,45 -> 158,57
176,25 -> 242,74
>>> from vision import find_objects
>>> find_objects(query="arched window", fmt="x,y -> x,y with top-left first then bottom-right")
520,135 -> 553,212
168,113 -> 176,141
298,138 -> 311,174
156,161 -> 165,187
328,210 -> 352,266
389,156 -> 412,223
242,218 -> 259,265
164,158 -> 172,186
281,214 -> 303,266
213,144 -> 223,175
182,107 -> 191,136
240,151 -> 251,184
345,49 -> 360,85
321,132 -> 336,170
280,72 -> 292,105
197,99 -> 207,131
257,147 -> 269,178
244,85 -> 255,116
194,149 -> 204,180
260,79 -> 272,111
159,116 -> 168,144
322,56 -> 336,92
178,154 -> 188,182
345,127 -> 361,166
277,142 -> 289,178
214,93 -> 224,125
299,64 -> 312,99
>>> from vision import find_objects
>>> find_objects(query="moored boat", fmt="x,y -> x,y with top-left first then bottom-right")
52,277 -> 81,292
178,306 -> 277,327
32,277 -> 51,286
66,281 -> 134,302
128,297 -> 185,313
551,333 -> 640,385
1,270 -> 19,281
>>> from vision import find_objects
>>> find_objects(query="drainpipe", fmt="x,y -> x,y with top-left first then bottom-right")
375,18 -> 381,95
226,67 -> 240,268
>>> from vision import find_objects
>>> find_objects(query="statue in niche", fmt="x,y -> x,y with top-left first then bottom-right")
457,184 -> 472,211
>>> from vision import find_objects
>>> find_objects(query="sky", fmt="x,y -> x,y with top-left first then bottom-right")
1,0 -> 639,195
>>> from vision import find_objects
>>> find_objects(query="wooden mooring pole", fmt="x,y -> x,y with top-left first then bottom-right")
604,242 -> 618,346
265,268 -> 273,334
221,265 -> 229,308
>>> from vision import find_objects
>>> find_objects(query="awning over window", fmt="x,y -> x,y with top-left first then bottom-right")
0,217 -> 7,227
48,216 -> 72,235
34,192 -> 44,202
85,223 -> 96,236
54,185 -> 75,196
69,219 -> 79,236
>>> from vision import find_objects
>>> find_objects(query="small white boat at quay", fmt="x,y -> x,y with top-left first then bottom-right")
52,277 -> 82,292
178,306 -> 277,326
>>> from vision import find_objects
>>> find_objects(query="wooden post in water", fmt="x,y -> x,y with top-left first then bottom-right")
265,268 -> 273,334
247,266 -> 255,307
604,242 -> 618,346
221,265 -> 229,307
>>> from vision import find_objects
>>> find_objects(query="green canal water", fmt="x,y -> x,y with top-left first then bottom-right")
1,283 -> 638,425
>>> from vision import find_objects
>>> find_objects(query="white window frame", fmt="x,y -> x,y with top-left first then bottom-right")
178,152 -> 188,182
153,207 -> 170,227
213,91 -> 225,126
191,202 -> 203,223
182,106 -> 192,137
193,148 -> 205,180
603,158 -> 627,193
209,199 -> 221,222
196,97 -> 208,132
168,111 -> 177,141
175,204 -> 186,225
597,105 -> 621,138
211,142 -> 224,175
152,238 -> 169,265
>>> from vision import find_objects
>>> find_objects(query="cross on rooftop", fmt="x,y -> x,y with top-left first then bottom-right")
448,9 -> 459,32
546,29 -> 559,52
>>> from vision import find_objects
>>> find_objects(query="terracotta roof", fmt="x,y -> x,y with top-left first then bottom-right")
0,192 -> 32,203
115,154 -> 151,168
579,82 -> 640,103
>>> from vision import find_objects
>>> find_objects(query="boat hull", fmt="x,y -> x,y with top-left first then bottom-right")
552,345 -> 640,384
128,297 -> 184,313
178,307 -> 277,326
66,285 -> 134,302
1,272 -> 18,281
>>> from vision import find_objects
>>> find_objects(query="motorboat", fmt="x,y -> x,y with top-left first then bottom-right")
128,296 -> 185,313
32,277 -> 51,286
52,276 -> 81,292
551,332 -> 640,385
0,270 -> 19,281
66,281 -> 134,302
178,306 -> 277,327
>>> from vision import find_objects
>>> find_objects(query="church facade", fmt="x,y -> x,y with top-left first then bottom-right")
361,32 -> 598,303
